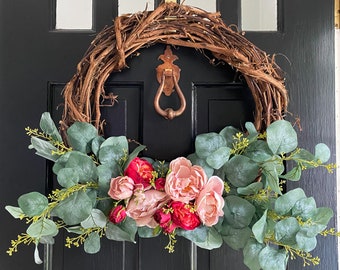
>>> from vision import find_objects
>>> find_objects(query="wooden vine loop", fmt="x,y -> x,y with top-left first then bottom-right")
60,2 -> 288,135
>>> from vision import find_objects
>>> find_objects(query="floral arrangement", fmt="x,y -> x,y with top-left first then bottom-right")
6,112 -> 337,270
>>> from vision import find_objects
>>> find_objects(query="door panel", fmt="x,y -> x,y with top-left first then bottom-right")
0,1 -> 336,270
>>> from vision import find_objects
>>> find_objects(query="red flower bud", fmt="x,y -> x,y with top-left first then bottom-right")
109,205 -> 127,224
155,177 -> 166,191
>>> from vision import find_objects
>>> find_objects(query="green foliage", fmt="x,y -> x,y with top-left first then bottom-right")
5,112 -> 337,270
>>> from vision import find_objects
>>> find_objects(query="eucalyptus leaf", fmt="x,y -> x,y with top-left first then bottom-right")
219,126 -> 240,148
261,162 -> 282,195
252,210 -> 267,244
187,153 -> 214,178
52,191 -> 95,225
29,137 -> 59,162
274,188 -> 306,215
138,226 -> 161,238
177,226 -> 208,243
280,166 -> 302,181
237,182 -> 263,196
195,132 -> 226,159
314,143 -> 331,163
274,217 -> 300,245
81,209 -> 107,229
258,246 -> 288,270
223,195 -> 256,229
192,227 -> 223,250
295,230 -> 317,252
27,218 -> 58,238
224,155 -> 259,187
244,140 -> 273,162
67,122 -> 98,153
5,206 -> 24,219
291,197 -> 317,219
57,168 -> 79,188
84,232 -> 101,254
60,151 -> 97,183
243,239 -> 265,270
206,146 -> 231,169
106,217 -> 137,243
221,226 -> 252,250
18,192 -> 49,217
97,164 -> 115,193
99,145 -> 127,166
266,120 -> 298,155
91,136 -> 105,156
39,112 -> 62,142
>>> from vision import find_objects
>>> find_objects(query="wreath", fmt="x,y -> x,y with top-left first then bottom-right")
5,3 -> 337,270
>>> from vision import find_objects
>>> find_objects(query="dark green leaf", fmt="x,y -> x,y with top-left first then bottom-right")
274,188 -> 306,215
223,195 -> 256,229
123,145 -> 147,170
84,232 -> 101,254
224,155 -> 259,187
18,192 -> 48,217
195,132 -> 226,159
266,120 -> 297,154
67,122 -> 98,153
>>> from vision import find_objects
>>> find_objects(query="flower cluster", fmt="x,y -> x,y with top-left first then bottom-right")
108,157 -> 224,236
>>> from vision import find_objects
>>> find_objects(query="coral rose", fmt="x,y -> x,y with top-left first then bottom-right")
196,176 -> 225,226
108,176 -> 134,200
109,205 -> 127,224
165,157 -> 207,203
124,157 -> 154,189
171,201 -> 200,230
126,190 -> 170,227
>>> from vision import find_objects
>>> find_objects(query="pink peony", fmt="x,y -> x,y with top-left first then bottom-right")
108,205 -> 127,224
165,157 -> 207,203
196,176 -> 225,226
108,176 -> 134,200
126,189 -> 170,227
124,157 -> 154,189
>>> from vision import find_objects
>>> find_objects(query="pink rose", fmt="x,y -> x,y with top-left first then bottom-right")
196,176 -> 225,226
171,201 -> 200,230
165,157 -> 207,203
108,176 -> 134,200
126,190 -> 170,227
124,157 -> 154,189
109,205 -> 127,224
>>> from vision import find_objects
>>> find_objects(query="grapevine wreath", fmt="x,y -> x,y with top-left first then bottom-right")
6,3 -> 337,270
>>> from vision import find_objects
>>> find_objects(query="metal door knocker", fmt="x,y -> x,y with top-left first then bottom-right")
154,45 -> 186,120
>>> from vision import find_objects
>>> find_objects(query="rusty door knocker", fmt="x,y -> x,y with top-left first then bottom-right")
154,46 -> 186,120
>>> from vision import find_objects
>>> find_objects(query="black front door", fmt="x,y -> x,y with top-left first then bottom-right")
0,1 -> 336,270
